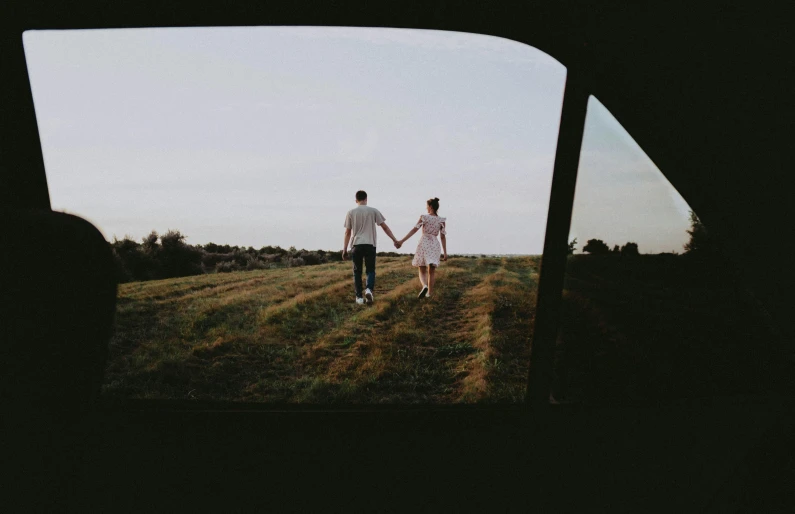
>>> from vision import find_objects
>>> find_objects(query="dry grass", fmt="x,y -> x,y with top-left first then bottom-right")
103,256 -> 539,403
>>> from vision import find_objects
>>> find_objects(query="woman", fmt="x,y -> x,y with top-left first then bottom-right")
397,197 -> 447,299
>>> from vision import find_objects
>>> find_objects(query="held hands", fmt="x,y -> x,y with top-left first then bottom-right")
393,238 -> 403,249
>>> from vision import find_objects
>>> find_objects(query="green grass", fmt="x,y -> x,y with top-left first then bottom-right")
103,256 -> 540,403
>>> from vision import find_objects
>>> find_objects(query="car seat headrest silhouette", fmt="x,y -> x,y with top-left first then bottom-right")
1,208 -> 117,415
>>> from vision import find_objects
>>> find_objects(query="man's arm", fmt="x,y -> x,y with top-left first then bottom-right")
342,228 -> 352,259
379,222 -> 399,245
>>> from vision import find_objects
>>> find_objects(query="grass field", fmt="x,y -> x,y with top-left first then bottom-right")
104,253 -> 792,405
103,256 -> 539,403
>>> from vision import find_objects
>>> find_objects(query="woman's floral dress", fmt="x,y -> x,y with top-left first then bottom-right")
411,214 -> 446,267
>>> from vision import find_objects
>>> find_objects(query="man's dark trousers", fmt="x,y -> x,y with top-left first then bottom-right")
351,244 -> 376,299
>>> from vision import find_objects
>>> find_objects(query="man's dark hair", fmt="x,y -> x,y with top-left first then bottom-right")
356,190 -> 367,201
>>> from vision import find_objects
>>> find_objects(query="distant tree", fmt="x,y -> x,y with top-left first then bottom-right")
684,210 -> 712,255
110,233 -> 159,281
259,245 -> 286,256
204,242 -> 224,253
159,230 -> 203,278
582,239 -> 610,255
111,236 -> 142,282
620,242 -> 639,256
142,231 -> 159,255
612,244 -> 621,253
160,229 -> 186,248
567,238 -> 577,255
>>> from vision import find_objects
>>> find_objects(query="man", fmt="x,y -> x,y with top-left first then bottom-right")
343,190 -> 400,305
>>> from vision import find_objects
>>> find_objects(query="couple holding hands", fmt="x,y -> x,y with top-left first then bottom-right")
342,190 -> 447,305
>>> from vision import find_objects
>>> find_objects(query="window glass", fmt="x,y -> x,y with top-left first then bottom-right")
24,27 -> 566,404
553,96 -> 789,405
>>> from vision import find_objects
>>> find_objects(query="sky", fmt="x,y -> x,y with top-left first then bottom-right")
570,97 -> 692,254
23,26 -> 690,255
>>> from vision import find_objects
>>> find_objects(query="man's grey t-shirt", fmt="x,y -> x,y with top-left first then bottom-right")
344,205 -> 386,248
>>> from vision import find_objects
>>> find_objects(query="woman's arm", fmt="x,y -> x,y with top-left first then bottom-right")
400,217 -> 423,244
440,233 -> 447,261
400,226 -> 419,244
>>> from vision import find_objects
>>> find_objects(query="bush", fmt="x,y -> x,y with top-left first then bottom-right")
620,242 -> 640,256
259,245 -> 287,256
158,230 -> 203,278
215,261 -> 241,273
326,251 -> 343,262
141,231 -> 159,255
583,239 -> 610,255
299,251 -> 325,265
684,210 -> 716,257
568,238 -> 578,255
201,252 -> 234,267
288,257 -> 305,267
111,236 -> 158,282
245,257 -> 268,271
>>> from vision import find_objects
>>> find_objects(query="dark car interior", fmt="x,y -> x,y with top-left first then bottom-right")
3,1 -> 794,511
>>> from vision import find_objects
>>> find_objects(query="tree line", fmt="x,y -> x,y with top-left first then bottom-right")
568,210 -> 714,257
110,230 -> 403,283
112,211 -> 713,284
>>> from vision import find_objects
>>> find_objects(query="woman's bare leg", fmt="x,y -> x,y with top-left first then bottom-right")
418,266 -> 428,287
428,265 -> 436,296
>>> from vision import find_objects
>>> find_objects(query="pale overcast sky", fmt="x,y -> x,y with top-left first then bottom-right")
23,26 -> 690,254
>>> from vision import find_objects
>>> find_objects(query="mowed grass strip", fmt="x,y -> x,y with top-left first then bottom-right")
118,258 -> 407,304
452,256 -> 538,402
287,258 -> 505,403
104,258 -> 412,400
455,269 -> 504,402
240,264 -> 422,401
256,263 -> 421,342
110,265 -> 346,360
244,269 -> 424,402
478,257 -> 538,402
106,258 -> 410,401
111,259 -> 408,354
213,260 -> 422,402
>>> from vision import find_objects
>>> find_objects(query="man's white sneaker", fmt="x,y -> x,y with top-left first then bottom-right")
355,297 -> 365,305
364,288 -> 374,304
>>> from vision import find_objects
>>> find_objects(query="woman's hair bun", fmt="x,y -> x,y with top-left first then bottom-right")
433,197 -> 440,202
